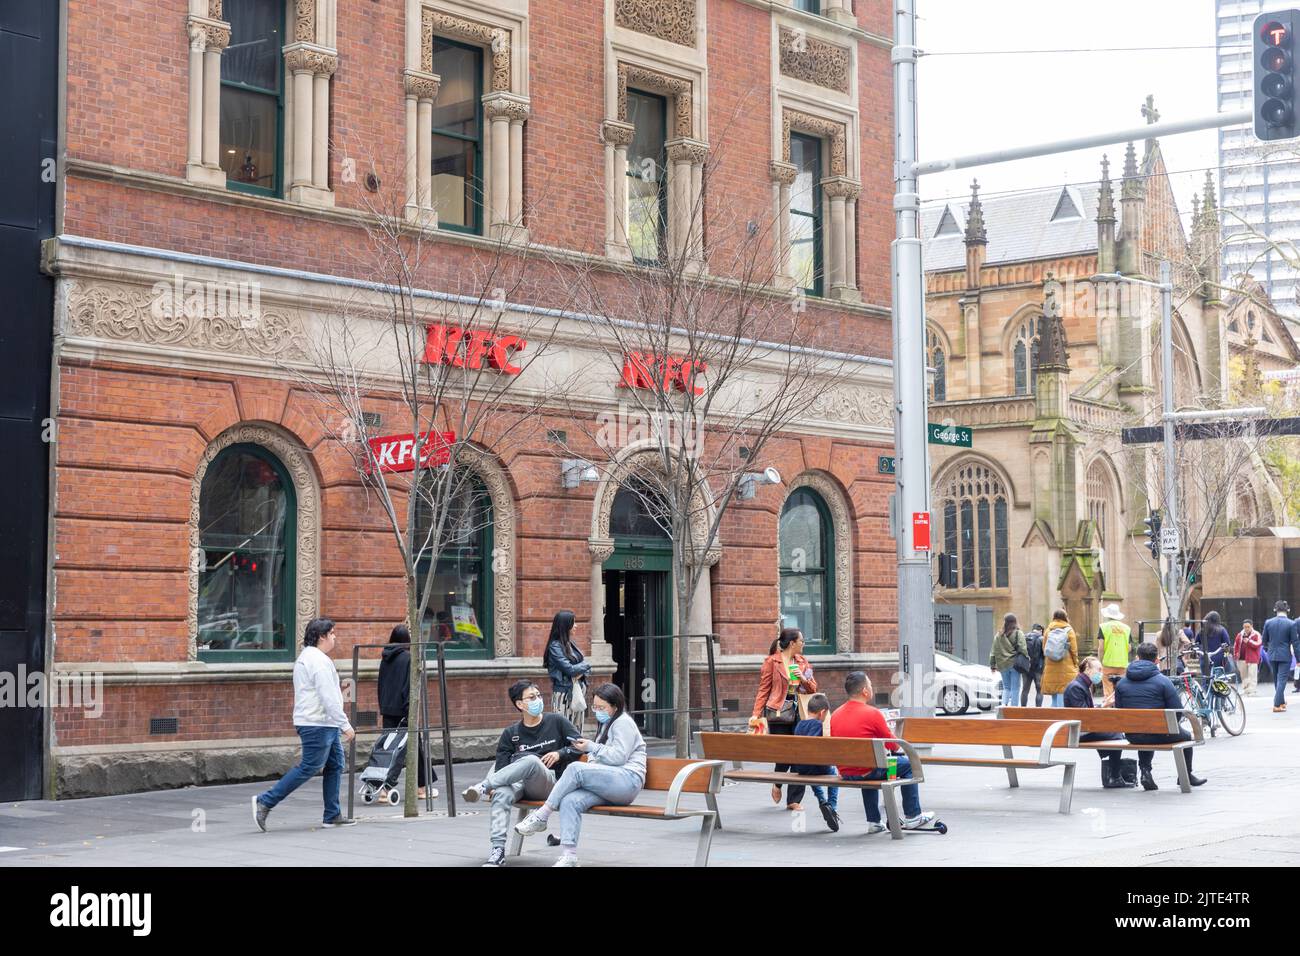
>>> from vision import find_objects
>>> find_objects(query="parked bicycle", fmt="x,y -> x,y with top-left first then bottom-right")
1176,651 -> 1246,738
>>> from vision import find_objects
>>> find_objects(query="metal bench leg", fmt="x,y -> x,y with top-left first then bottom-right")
695,814 -> 717,868
1172,748 -> 1192,794
881,786 -> 904,840
706,792 -> 722,830
507,807 -> 525,857
1003,745 -> 1019,788
1058,763 -> 1076,815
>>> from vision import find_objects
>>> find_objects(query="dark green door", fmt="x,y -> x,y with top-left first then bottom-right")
602,557 -> 674,739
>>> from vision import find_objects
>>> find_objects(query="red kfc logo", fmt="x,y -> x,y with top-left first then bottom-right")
618,352 -> 707,395
365,430 -> 455,474
422,324 -> 525,375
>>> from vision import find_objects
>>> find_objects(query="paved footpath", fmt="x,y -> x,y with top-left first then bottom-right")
2,695 -> 1299,867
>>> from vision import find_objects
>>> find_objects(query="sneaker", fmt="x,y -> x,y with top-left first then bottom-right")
865,821 -> 888,835
462,783 -> 488,804
1188,774 -> 1208,787
818,801 -> 841,833
902,811 -> 937,830
514,811 -> 549,836
552,854 -> 580,867
1140,770 -> 1159,791
418,787 -> 438,800
482,847 -> 506,867
252,795 -> 270,833
323,816 -> 358,827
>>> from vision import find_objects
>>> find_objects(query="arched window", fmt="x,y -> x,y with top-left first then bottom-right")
939,463 -> 1009,589
928,329 -> 947,402
198,444 -> 295,658
416,475 -> 494,658
1086,460 -> 1113,552
611,478 -> 671,540
1012,314 -> 1042,395
779,488 -> 834,653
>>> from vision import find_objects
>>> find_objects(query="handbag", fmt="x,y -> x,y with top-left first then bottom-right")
1101,757 -> 1138,789
1011,651 -> 1033,675
763,698 -> 799,725
569,678 -> 586,713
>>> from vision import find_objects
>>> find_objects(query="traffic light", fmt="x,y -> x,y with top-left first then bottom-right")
1255,10 -> 1299,141
1143,510 -> 1162,560
1185,549 -> 1200,586
936,552 -> 958,588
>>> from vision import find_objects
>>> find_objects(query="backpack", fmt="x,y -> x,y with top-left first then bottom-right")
1044,626 -> 1071,662
1025,631 -> 1044,663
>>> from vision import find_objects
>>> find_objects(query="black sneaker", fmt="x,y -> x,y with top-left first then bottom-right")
324,816 -> 358,827
818,801 -> 841,833
483,847 -> 506,867
252,795 -> 270,832
1140,770 -> 1158,791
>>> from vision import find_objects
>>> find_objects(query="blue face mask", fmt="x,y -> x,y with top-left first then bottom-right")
594,709 -> 612,724
1090,671 -> 1103,686
525,698 -> 544,717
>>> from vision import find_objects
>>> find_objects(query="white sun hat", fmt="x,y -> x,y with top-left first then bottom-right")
1101,603 -> 1124,621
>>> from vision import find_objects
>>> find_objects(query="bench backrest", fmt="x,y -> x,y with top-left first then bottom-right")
1000,706 -> 1178,735
898,717 -> 1078,748
643,756 -> 716,793
699,731 -> 888,770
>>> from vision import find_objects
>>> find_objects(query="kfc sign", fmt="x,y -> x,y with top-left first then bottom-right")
618,352 -> 707,395
366,430 -> 455,474
422,324 -> 525,375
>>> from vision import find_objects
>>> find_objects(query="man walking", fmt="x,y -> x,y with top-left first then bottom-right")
1097,603 -> 1132,705
1115,642 -> 1206,791
1266,601 -> 1300,712
253,618 -> 356,830
1232,619 -> 1262,696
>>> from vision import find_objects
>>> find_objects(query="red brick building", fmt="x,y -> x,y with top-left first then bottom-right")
42,0 -> 898,796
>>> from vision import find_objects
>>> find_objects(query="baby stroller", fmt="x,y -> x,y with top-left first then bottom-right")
358,723 -> 410,806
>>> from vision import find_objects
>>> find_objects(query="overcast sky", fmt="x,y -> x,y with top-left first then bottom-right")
915,0 -> 1225,230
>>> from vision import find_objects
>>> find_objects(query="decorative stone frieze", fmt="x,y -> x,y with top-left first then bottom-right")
614,0 -> 697,48
778,26 -> 850,94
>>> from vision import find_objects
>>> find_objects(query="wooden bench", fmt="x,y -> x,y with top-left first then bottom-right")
698,732 -> 926,839
999,707 -> 1205,793
895,717 -> 1080,814
506,756 -> 725,867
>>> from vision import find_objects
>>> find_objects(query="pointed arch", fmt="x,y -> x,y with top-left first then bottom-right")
934,456 -> 1016,591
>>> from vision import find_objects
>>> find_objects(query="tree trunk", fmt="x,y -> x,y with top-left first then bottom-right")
404,569 -> 421,817
673,547 -> 693,758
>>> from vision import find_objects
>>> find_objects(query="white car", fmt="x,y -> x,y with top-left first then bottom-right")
934,650 -> 1003,715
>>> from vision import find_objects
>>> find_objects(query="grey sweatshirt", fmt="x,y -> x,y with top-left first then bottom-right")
586,713 -> 647,782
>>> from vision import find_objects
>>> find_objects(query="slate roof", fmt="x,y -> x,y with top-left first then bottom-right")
921,184 -> 1105,272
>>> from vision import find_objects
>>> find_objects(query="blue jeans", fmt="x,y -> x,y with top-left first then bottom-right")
258,725 -> 345,823
1276,666 -> 1292,707
843,756 -> 922,823
1000,668 -> 1020,707
545,761 -> 643,847
1046,692 -> 1064,707
786,768 -> 839,810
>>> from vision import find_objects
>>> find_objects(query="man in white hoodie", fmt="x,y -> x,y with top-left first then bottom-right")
253,618 -> 357,830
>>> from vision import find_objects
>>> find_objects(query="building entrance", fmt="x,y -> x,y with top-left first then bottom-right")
602,563 -> 674,739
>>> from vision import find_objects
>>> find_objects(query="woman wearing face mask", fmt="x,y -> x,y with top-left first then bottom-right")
1065,656 -> 1126,786
543,610 -> 592,731
513,683 -> 646,867
752,628 -> 818,810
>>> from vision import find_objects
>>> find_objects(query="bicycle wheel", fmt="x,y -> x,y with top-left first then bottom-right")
1216,685 -> 1247,737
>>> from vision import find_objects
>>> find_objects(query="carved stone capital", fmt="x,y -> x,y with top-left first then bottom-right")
588,538 -> 616,562
768,160 -> 797,186
189,16 -> 231,51
601,120 -> 635,148
820,176 -> 861,201
665,137 -> 709,167
404,68 -> 441,101
284,43 -> 338,76
482,91 -> 531,123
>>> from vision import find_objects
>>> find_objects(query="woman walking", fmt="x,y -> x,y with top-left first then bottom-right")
513,683 -> 645,867
751,628 -> 818,810
1040,609 -> 1079,707
989,613 -> 1028,708
1020,624 -> 1046,707
376,624 -> 437,799
543,610 -> 592,731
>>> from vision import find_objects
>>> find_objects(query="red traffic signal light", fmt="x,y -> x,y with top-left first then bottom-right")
1256,11 -> 1300,140
1262,19 -> 1291,47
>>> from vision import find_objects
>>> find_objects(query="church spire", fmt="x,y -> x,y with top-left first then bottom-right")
964,179 -> 987,245
1097,154 -> 1115,222
1121,141 -> 1142,201
1201,170 -> 1219,228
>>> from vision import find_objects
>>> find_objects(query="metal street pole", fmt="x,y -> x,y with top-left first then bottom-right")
1158,261 -> 1181,630
891,0 -> 934,717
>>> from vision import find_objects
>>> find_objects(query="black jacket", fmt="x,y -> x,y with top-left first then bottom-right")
377,644 -> 412,718
545,639 -> 592,695
1264,615 -> 1300,667
1024,631 -> 1045,673
1063,672 -> 1097,708
1114,659 -> 1182,711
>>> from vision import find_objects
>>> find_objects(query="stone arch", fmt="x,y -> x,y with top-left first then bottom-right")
935,451 -> 1020,506
780,471 -> 855,654
457,443 -> 518,657
188,422 -> 321,660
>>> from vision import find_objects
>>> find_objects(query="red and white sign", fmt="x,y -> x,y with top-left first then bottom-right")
422,324 -> 526,375
365,430 -> 455,474
618,352 -> 707,395
912,511 -> 931,552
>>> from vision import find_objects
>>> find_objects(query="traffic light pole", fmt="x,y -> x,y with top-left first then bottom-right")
1158,262 -> 1182,628
893,2 -> 1257,714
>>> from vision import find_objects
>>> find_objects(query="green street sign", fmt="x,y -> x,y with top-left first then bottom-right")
928,423 -> 972,448
878,456 -> 896,475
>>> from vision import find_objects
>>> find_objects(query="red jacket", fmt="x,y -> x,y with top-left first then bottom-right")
752,652 -> 817,717
1233,629 -> 1263,663
829,699 -> 899,776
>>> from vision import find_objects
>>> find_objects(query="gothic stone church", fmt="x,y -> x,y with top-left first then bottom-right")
920,121 -> 1280,648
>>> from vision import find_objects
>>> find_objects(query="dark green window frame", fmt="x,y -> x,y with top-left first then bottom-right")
626,89 -> 669,265
416,478 -> 494,660
220,0 -> 286,198
790,132 -> 824,297
778,487 -> 835,655
197,443 -> 297,663
430,36 -> 485,236
793,0 -> 821,13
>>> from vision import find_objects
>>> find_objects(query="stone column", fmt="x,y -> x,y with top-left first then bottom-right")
509,115 -> 525,224
289,63 -> 314,189
821,177 -> 862,302
280,45 -> 338,204
200,20 -> 229,176
312,71 -> 330,188
482,92 -> 530,238
667,138 -> 710,268
588,540 -> 616,665
822,0 -> 857,26
602,121 -> 635,259
403,70 -> 440,223
185,21 -> 206,173
769,161 -> 796,287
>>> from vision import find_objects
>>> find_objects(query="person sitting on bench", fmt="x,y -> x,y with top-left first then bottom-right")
829,671 -> 935,833
1064,655 -> 1126,787
1114,643 -> 1207,791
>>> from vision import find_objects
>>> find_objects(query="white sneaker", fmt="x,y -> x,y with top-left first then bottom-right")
462,783 -> 488,804
552,854 -> 580,867
866,822 -> 888,835
514,811 -> 549,836
902,811 -> 936,830
482,847 -> 506,867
